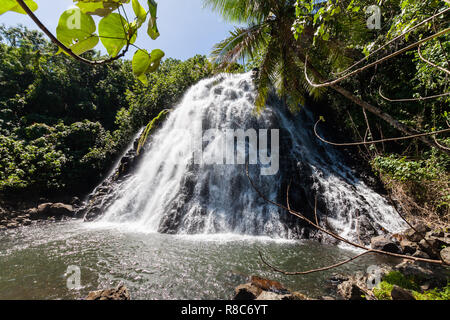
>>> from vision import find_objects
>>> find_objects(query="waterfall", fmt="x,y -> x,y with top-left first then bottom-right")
90,72 -> 406,241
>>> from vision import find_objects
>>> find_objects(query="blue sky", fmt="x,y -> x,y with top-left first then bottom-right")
0,0 -> 237,60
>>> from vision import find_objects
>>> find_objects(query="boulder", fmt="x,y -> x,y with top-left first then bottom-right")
234,283 -> 262,300
48,203 -> 74,217
412,250 -> 430,259
337,279 -> 366,300
37,203 -> 53,215
86,285 -> 130,300
0,225 -> 6,231
394,261 -> 448,288
390,285 -> 415,300
371,235 -> 401,253
440,247 -> 450,265
250,276 -> 289,294
403,228 -> 424,243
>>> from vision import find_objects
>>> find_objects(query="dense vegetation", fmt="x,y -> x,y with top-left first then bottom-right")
0,25 -> 212,198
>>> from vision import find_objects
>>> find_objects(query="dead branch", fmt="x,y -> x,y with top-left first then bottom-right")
258,250 -> 372,275
304,28 -> 450,88
313,119 -> 450,147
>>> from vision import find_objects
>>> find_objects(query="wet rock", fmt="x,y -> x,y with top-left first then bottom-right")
22,219 -> 32,226
390,285 -> 415,300
86,285 -> 130,300
440,247 -> 450,265
404,228 -> 425,243
37,203 -> 53,215
234,283 -> 262,300
0,225 -> 6,231
371,235 -> 401,253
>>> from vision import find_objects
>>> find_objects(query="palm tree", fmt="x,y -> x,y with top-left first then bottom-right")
206,0 -> 317,111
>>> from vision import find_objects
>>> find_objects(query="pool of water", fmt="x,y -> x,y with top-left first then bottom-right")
0,220 -> 397,300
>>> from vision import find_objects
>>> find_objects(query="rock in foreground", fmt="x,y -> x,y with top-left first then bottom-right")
86,285 -> 130,300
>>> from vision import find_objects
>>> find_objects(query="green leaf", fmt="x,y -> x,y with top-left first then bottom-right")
0,0 -> 38,15
147,49 -> 165,72
56,8 -> 98,55
132,0 -> 147,27
98,13 -> 128,57
132,49 -> 152,84
147,0 -> 160,40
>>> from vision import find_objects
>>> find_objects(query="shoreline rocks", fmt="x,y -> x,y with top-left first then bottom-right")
0,202 -> 78,231
233,276 -> 310,300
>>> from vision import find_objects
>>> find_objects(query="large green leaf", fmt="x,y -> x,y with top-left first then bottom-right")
147,0 -> 159,40
132,0 -> 147,27
98,13 -> 128,57
132,49 -> 152,84
0,0 -> 38,15
56,8 -> 99,55
147,48 -> 164,72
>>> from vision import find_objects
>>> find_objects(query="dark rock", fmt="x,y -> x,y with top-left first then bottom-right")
0,225 -> 6,231
418,239 -> 441,259
22,219 -> 32,226
234,283 -> 262,300
390,285 -> 415,300
371,235 -> 401,253
400,240 -> 419,255
37,203 -> 53,215
86,285 -> 130,300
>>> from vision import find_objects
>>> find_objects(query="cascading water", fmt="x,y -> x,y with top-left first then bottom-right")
88,72 -> 406,242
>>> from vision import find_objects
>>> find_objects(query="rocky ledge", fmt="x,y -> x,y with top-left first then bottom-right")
85,285 -> 131,300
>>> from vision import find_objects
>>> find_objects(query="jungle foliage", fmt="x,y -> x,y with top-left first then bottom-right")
0,26 -> 212,197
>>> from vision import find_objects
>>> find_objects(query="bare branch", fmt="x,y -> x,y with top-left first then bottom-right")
245,163 -> 446,265
379,87 -> 450,102
305,28 -> 450,88
313,119 -> 450,147
333,8 -> 450,76
258,250 -> 372,275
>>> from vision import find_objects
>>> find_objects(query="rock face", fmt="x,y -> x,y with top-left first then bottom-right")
233,276 -> 308,300
86,285 -> 130,300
